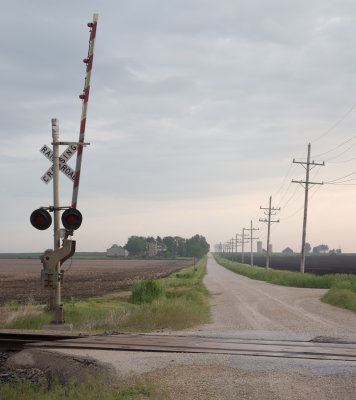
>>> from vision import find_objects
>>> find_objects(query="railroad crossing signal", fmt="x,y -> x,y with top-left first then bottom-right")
61,208 -> 82,230
30,209 -> 52,230
31,14 -> 98,327
40,144 -> 78,184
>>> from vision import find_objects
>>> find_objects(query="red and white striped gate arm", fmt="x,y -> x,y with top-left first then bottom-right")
71,13 -> 98,209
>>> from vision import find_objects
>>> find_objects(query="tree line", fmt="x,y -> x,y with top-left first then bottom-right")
124,234 -> 210,258
305,243 -> 341,254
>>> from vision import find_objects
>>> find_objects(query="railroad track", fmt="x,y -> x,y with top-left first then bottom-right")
0,332 -> 84,351
2,333 -> 356,362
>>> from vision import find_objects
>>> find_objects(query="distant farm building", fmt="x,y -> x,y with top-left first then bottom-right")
148,241 -> 158,256
106,244 -> 128,257
282,247 -> 294,254
258,242 -> 273,254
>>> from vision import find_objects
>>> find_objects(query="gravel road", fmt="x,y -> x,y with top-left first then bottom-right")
197,254 -> 356,340
10,254 -> 356,399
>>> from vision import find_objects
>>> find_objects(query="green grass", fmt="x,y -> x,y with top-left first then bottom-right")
0,257 -> 209,332
0,375 -> 159,400
132,279 -> 165,304
213,253 -> 356,312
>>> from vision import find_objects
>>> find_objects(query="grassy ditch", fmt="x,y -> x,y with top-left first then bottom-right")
213,254 -> 356,312
0,257 -> 209,332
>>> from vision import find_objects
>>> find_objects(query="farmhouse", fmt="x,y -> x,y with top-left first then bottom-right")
282,247 -> 294,254
106,244 -> 128,257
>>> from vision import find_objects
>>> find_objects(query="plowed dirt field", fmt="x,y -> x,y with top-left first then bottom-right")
0,259 -> 192,305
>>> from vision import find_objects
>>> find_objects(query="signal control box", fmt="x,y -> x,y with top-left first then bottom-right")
41,270 -> 64,288
40,239 -> 76,288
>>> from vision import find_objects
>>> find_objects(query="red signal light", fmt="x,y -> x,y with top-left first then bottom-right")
87,22 -> 94,27
83,58 -> 89,63
79,94 -> 85,99
62,208 -> 82,230
30,209 -> 52,230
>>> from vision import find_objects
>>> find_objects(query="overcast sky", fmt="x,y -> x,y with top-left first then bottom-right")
2,0 -> 356,253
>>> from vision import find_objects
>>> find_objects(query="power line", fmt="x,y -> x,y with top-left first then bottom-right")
324,141 -> 356,162
312,134 -> 356,158
325,181 -> 356,186
276,180 -> 294,207
312,103 -> 356,143
273,162 -> 295,198
325,170 -> 356,183
328,155 -> 356,164
280,185 -> 322,220
278,165 -> 321,211
279,184 -> 301,209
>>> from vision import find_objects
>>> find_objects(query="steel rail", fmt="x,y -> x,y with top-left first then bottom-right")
3,333 -> 356,362
0,332 -> 84,351
23,334 -> 356,362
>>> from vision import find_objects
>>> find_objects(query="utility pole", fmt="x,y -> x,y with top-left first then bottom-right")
241,228 -> 248,264
259,196 -> 280,270
292,143 -> 324,273
235,233 -> 242,261
243,221 -> 259,266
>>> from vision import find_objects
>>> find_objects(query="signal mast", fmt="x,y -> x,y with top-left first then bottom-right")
30,15 -> 98,328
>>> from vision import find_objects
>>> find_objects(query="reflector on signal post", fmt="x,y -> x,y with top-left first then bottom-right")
61,208 -> 82,230
30,209 -> 52,230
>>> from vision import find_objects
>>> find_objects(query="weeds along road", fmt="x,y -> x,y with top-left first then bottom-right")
202,253 -> 356,340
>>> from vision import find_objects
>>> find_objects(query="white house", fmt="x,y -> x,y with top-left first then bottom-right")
106,244 -> 128,257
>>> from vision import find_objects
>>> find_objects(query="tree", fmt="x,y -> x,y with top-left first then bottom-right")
305,243 -> 311,253
163,236 -> 177,255
125,236 -> 147,255
312,244 -> 329,254
175,237 -> 187,257
187,243 -> 204,259
186,234 -> 210,258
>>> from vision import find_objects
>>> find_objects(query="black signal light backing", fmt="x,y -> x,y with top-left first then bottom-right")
30,209 -> 52,230
62,208 -> 82,230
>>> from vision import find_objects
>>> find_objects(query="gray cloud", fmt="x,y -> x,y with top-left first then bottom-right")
2,0 -> 356,250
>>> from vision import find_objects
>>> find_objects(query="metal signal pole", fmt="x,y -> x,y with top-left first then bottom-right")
292,143 -> 324,273
259,196 -> 280,270
52,119 -> 64,324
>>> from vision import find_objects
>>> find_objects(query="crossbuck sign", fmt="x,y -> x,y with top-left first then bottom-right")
40,144 -> 78,184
